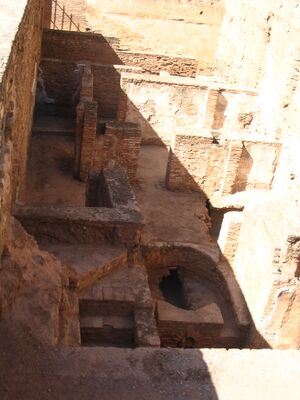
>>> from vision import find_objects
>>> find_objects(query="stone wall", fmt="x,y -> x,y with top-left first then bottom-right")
0,0 -> 44,253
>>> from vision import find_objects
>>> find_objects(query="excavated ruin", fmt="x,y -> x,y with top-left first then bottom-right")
0,0 -> 300,398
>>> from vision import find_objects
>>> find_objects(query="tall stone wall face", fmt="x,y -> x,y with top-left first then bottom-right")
215,0 -> 300,348
0,0 -> 44,252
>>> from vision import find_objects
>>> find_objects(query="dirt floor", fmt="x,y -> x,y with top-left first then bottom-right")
25,132 -> 86,206
135,145 -> 218,253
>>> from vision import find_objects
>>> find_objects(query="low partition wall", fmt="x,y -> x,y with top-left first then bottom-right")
14,167 -> 144,246
13,204 -> 143,245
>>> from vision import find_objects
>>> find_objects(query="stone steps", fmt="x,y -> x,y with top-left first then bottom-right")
39,242 -> 128,291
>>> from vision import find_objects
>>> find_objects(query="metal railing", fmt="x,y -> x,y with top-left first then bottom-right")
51,0 -> 81,32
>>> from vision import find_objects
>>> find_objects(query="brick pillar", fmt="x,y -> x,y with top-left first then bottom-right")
74,102 -> 84,178
79,101 -> 97,181
44,0 -> 52,29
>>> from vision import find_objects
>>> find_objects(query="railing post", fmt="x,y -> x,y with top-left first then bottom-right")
50,0 -> 81,32
61,5 -> 65,30
53,0 -> 57,29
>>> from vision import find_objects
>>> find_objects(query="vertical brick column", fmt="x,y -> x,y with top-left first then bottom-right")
74,64 -> 95,180
221,140 -> 244,195
79,101 -> 97,181
74,102 -> 84,178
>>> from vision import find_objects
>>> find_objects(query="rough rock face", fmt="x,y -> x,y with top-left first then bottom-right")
214,0 -> 300,348
0,218 -> 69,345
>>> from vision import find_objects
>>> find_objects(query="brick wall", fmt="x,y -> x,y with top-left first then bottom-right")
102,121 -> 141,184
92,65 -> 121,119
38,59 -> 81,116
39,59 -> 122,119
44,0 -> 52,28
116,52 -> 198,77
0,0 -> 44,253
42,29 -> 124,64
42,30 -> 198,77
93,121 -> 141,185
71,62 -> 141,184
